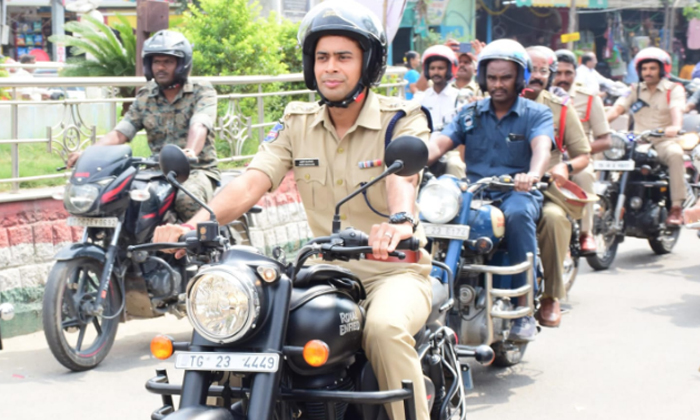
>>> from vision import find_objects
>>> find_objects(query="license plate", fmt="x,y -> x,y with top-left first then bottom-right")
593,160 -> 635,171
174,352 -> 280,372
66,216 -> 118,228
423,223 -> 470,240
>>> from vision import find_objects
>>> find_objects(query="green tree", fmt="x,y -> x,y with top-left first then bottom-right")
0,57 -> 10,100
49,15 -> 136,112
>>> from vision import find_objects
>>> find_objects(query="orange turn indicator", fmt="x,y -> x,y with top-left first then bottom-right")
303,340 -> 330,367
151,334 -> 174,360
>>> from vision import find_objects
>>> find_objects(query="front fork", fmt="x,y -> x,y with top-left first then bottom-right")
90,220 -> 123,316
612,171 -> 630,232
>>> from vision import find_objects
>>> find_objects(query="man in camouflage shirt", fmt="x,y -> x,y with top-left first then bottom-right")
67,30 -> 219,220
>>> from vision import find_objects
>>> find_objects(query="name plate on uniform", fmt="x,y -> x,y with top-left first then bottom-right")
294,159 -> 319,167
592,160 -> 634,171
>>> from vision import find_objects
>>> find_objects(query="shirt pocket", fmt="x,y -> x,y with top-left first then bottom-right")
348,166 -> 389,217
505,138 -> 530,161
294,165 -> 330,211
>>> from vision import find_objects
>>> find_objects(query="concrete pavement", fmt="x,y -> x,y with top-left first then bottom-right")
1,232 -> 700,419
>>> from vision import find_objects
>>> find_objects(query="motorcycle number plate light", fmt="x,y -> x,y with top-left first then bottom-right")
423,223 -> 471,240
592,160 -> 635,171
67,217 -> 119,228
174,352 -> 280,372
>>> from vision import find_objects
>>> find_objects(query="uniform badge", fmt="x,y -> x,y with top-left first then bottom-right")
264,121 -> 285,143
463,108 -> 475,133
294,159 -> 319,167
358,159 -> 383,169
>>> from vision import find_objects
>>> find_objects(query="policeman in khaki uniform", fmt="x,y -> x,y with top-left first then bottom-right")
554,49 -> 612,253
524,47 -> 591,327
154,3 -> 432,419
66,31 -> 219,220
606,47 -> 686,225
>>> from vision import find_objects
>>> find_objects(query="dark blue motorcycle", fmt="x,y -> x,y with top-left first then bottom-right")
419,174 -> 544,367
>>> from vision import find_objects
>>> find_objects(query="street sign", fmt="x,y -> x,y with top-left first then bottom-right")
561,32 -> 580,43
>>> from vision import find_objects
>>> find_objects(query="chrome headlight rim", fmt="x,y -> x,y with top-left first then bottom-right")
419,176 -> 463,224
603,132 -> 627,161
64,183 -> 100,214
186,265 -> 260,344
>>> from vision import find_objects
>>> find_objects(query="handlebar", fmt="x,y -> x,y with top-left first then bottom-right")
468,176 -> 548,194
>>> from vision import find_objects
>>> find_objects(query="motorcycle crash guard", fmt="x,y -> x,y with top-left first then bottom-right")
160,406 -> 234,420
54,243 -> 106,263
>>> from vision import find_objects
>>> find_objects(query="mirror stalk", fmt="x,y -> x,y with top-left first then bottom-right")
332,160 -> 404,233
166,172 -> 217,222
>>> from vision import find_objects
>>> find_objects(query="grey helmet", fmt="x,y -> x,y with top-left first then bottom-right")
527,46 -> 557,88
476,39 -> 532,93
297,0 -> 387,108
555,49 -> 577,67
143,30 -> 193,87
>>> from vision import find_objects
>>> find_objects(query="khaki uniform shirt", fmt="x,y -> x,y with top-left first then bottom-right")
535,89 -> 591,170
248,91 -> 431,277
569,82 -> 611,141
115,80 -> 220,180
613,78 -> 686,133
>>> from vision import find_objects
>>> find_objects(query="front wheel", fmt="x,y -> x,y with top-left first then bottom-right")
648,228 -> 681,255
491,341 -> 528,368
586,195 -> 619,271
42,258 -> 120,371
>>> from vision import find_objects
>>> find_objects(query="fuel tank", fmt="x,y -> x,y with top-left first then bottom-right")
285,284 -> 364,376
123,170 -> 176,244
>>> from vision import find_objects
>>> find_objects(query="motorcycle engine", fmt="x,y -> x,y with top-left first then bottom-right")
141,257 -> 181,300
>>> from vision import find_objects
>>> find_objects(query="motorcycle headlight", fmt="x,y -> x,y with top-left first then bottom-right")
63,183 -> 100,214
186,266 -> 260,344
419,177 -> 463,224
692,145 -> 700,173
603,133 -> 627,161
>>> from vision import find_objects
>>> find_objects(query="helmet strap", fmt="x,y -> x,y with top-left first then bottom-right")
317,81 -> 367,108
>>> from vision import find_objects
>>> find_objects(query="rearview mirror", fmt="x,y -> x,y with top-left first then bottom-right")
159,144 -> 190,183
385,136 -> 428,177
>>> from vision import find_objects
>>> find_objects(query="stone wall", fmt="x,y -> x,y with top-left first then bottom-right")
0,173 -> 310,338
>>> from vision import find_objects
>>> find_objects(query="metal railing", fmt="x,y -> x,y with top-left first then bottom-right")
0,68 -> 407,194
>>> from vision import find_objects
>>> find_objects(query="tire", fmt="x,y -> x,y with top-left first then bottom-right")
648,228 -> 681,255
586,195 -> 619,271
491,341 -> 528,368
42,258 -> 120,371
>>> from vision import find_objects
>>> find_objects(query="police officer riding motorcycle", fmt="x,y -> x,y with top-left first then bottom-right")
42,31 -> 225,371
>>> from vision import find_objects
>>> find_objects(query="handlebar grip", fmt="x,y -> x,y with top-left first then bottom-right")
56,166 -> 67,172
396,237 -> 420,251
187,157 -> 198,164
178,230 -> 198,242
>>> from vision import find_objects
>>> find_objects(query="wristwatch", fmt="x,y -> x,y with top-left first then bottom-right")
566,162 -> 574,174
389,212 -> 418,232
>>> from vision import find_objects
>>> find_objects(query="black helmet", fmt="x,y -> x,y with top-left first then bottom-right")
476,39 -> 532,93
143,30 -> 193,87
555,49 -> 577,67
297,0 -> 387,108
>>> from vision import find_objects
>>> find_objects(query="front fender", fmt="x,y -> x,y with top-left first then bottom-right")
54,243 -> 106,263
593,181 -> 611,197
164,406 -> 234,420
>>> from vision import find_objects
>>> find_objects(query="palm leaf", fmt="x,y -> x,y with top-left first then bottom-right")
80,15 -> 124,60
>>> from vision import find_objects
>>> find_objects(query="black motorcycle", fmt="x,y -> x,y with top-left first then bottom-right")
136,139 -> 494,420
587,129 -> 682,270
42,145 -> 256,371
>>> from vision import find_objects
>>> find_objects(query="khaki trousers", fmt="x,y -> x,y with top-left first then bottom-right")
652,137 -> 686,206
571,165 -> 597,234
444,150 -> 466,178
536,201 -> 569,300
358,254 -> 433,420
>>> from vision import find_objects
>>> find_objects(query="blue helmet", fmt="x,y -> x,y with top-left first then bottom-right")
476,39 -> 532,93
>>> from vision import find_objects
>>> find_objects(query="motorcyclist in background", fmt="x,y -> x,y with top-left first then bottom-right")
606,47 -> 687,225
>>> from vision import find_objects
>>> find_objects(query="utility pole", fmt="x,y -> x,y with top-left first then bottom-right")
567,0 -> 576,50
51,0 -> 65,61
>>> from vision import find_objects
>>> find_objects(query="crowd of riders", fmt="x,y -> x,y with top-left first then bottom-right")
59,0 -> 700,417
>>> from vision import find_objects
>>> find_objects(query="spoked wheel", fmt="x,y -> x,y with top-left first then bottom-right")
491,341 -> 528,368
562,250 -> 579,294
648,227 -> 681,255
586,196 -> 619,271
42,258 -> 120,371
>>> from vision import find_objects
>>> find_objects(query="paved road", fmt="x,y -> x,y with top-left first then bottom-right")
1,231 -> 700,420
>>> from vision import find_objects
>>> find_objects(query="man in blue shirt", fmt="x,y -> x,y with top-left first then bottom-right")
625,46 -> 640,84
427,39 -> 554,341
